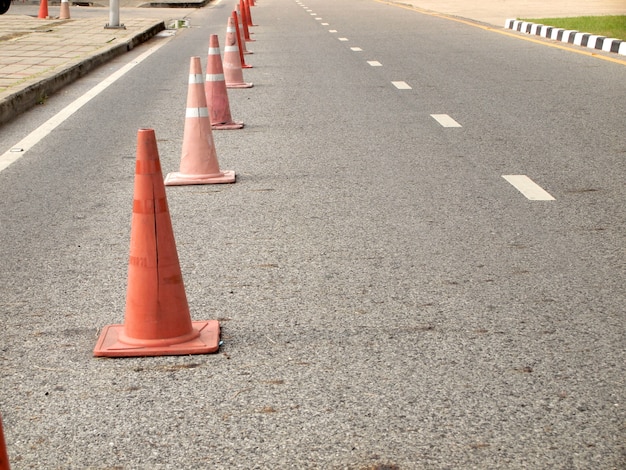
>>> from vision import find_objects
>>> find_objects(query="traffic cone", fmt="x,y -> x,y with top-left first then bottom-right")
238,2 -> 255,42
165,57 -> 236,185
93,128 -> 221,357
224,16 -> 253,89
232,10 -> 253,69
206,35 -> 244,130
37,0 -> 48,18
244,0 -> 256,27
0,414 -> 9,470
59,0 -> 70,19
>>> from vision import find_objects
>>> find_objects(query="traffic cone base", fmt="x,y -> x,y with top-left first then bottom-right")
164,169 -> 236,185
213,121 -> 244,130
227,81 -> 253,89
94,320 -> 220,357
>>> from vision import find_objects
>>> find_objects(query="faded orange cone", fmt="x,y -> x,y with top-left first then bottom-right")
165,56 -> 236,185
233,10 -> 252,70
37,0 -> 48,18
224,16 -> 253,88
206,35 -> 244,130
238,1 -> 255,42
244,0 -> 256,27
0,414 -> 9,470
93,128 -> 221,357
59,0 -> 70,19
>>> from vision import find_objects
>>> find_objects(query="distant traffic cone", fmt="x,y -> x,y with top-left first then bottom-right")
37,0 -> 48,18
93,128 -> 221,357
232,10 -> 253,69
244,0 -> 256,27
59,0 -> 70,19
224,16 -> 253,88
238,2 -> 255,42
0,414 -> 9,470
165,57 -> 236,185
206,35 -> 244,130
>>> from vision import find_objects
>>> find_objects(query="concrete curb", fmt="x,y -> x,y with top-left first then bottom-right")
0,21 -> 165,126
505,19 -> 626,56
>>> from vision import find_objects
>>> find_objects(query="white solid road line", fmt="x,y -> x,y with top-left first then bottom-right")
0,36 -> 173,174
431,114 -> 462,127
503,175 -> 556,200
392,81 -> 412,89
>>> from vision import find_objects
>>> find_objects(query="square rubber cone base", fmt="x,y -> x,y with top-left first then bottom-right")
212,121 -> 244,130
164,170 -> 236,186
93,320 -> 220,357
226,82 -> 253,89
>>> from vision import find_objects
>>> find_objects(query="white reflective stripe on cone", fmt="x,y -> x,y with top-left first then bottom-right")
186,108 -> 210,118
206,74 -> 225,82
188,73 -> 204,84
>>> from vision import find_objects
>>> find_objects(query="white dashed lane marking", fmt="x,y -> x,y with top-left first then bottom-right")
367,61 -> 382,66
502,175 -> 555,200
431,114 -> 462,127
392,81 -> 412,89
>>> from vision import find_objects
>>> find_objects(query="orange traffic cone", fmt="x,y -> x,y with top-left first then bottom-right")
59,0 -> 70,19
93,128 -> 221,357
244,0 -> 256,27
37,0 -> 48,18
206,35 -> 244,130
224,16 -> 253,89
238,2 -> 255,42
0,414 -> 9,470
165,57 -> 236,185
232,10 -> 253,69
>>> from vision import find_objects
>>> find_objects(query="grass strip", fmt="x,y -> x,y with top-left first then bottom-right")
519,16 -> 626,41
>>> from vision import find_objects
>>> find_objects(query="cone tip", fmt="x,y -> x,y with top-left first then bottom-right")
190,56 -> 202,73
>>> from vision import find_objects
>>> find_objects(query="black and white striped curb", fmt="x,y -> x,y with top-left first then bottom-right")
505,19 -> 625,56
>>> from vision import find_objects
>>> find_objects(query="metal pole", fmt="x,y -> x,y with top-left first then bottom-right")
105,0 -> 125,29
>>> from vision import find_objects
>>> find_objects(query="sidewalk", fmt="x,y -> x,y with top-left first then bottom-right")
0,1 -> 206,125
1,0 -> 625,126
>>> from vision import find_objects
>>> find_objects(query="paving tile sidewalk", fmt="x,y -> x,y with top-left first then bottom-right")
0,11 -> 168,125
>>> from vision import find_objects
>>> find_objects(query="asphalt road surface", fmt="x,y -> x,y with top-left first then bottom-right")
0,0 -> 624,468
